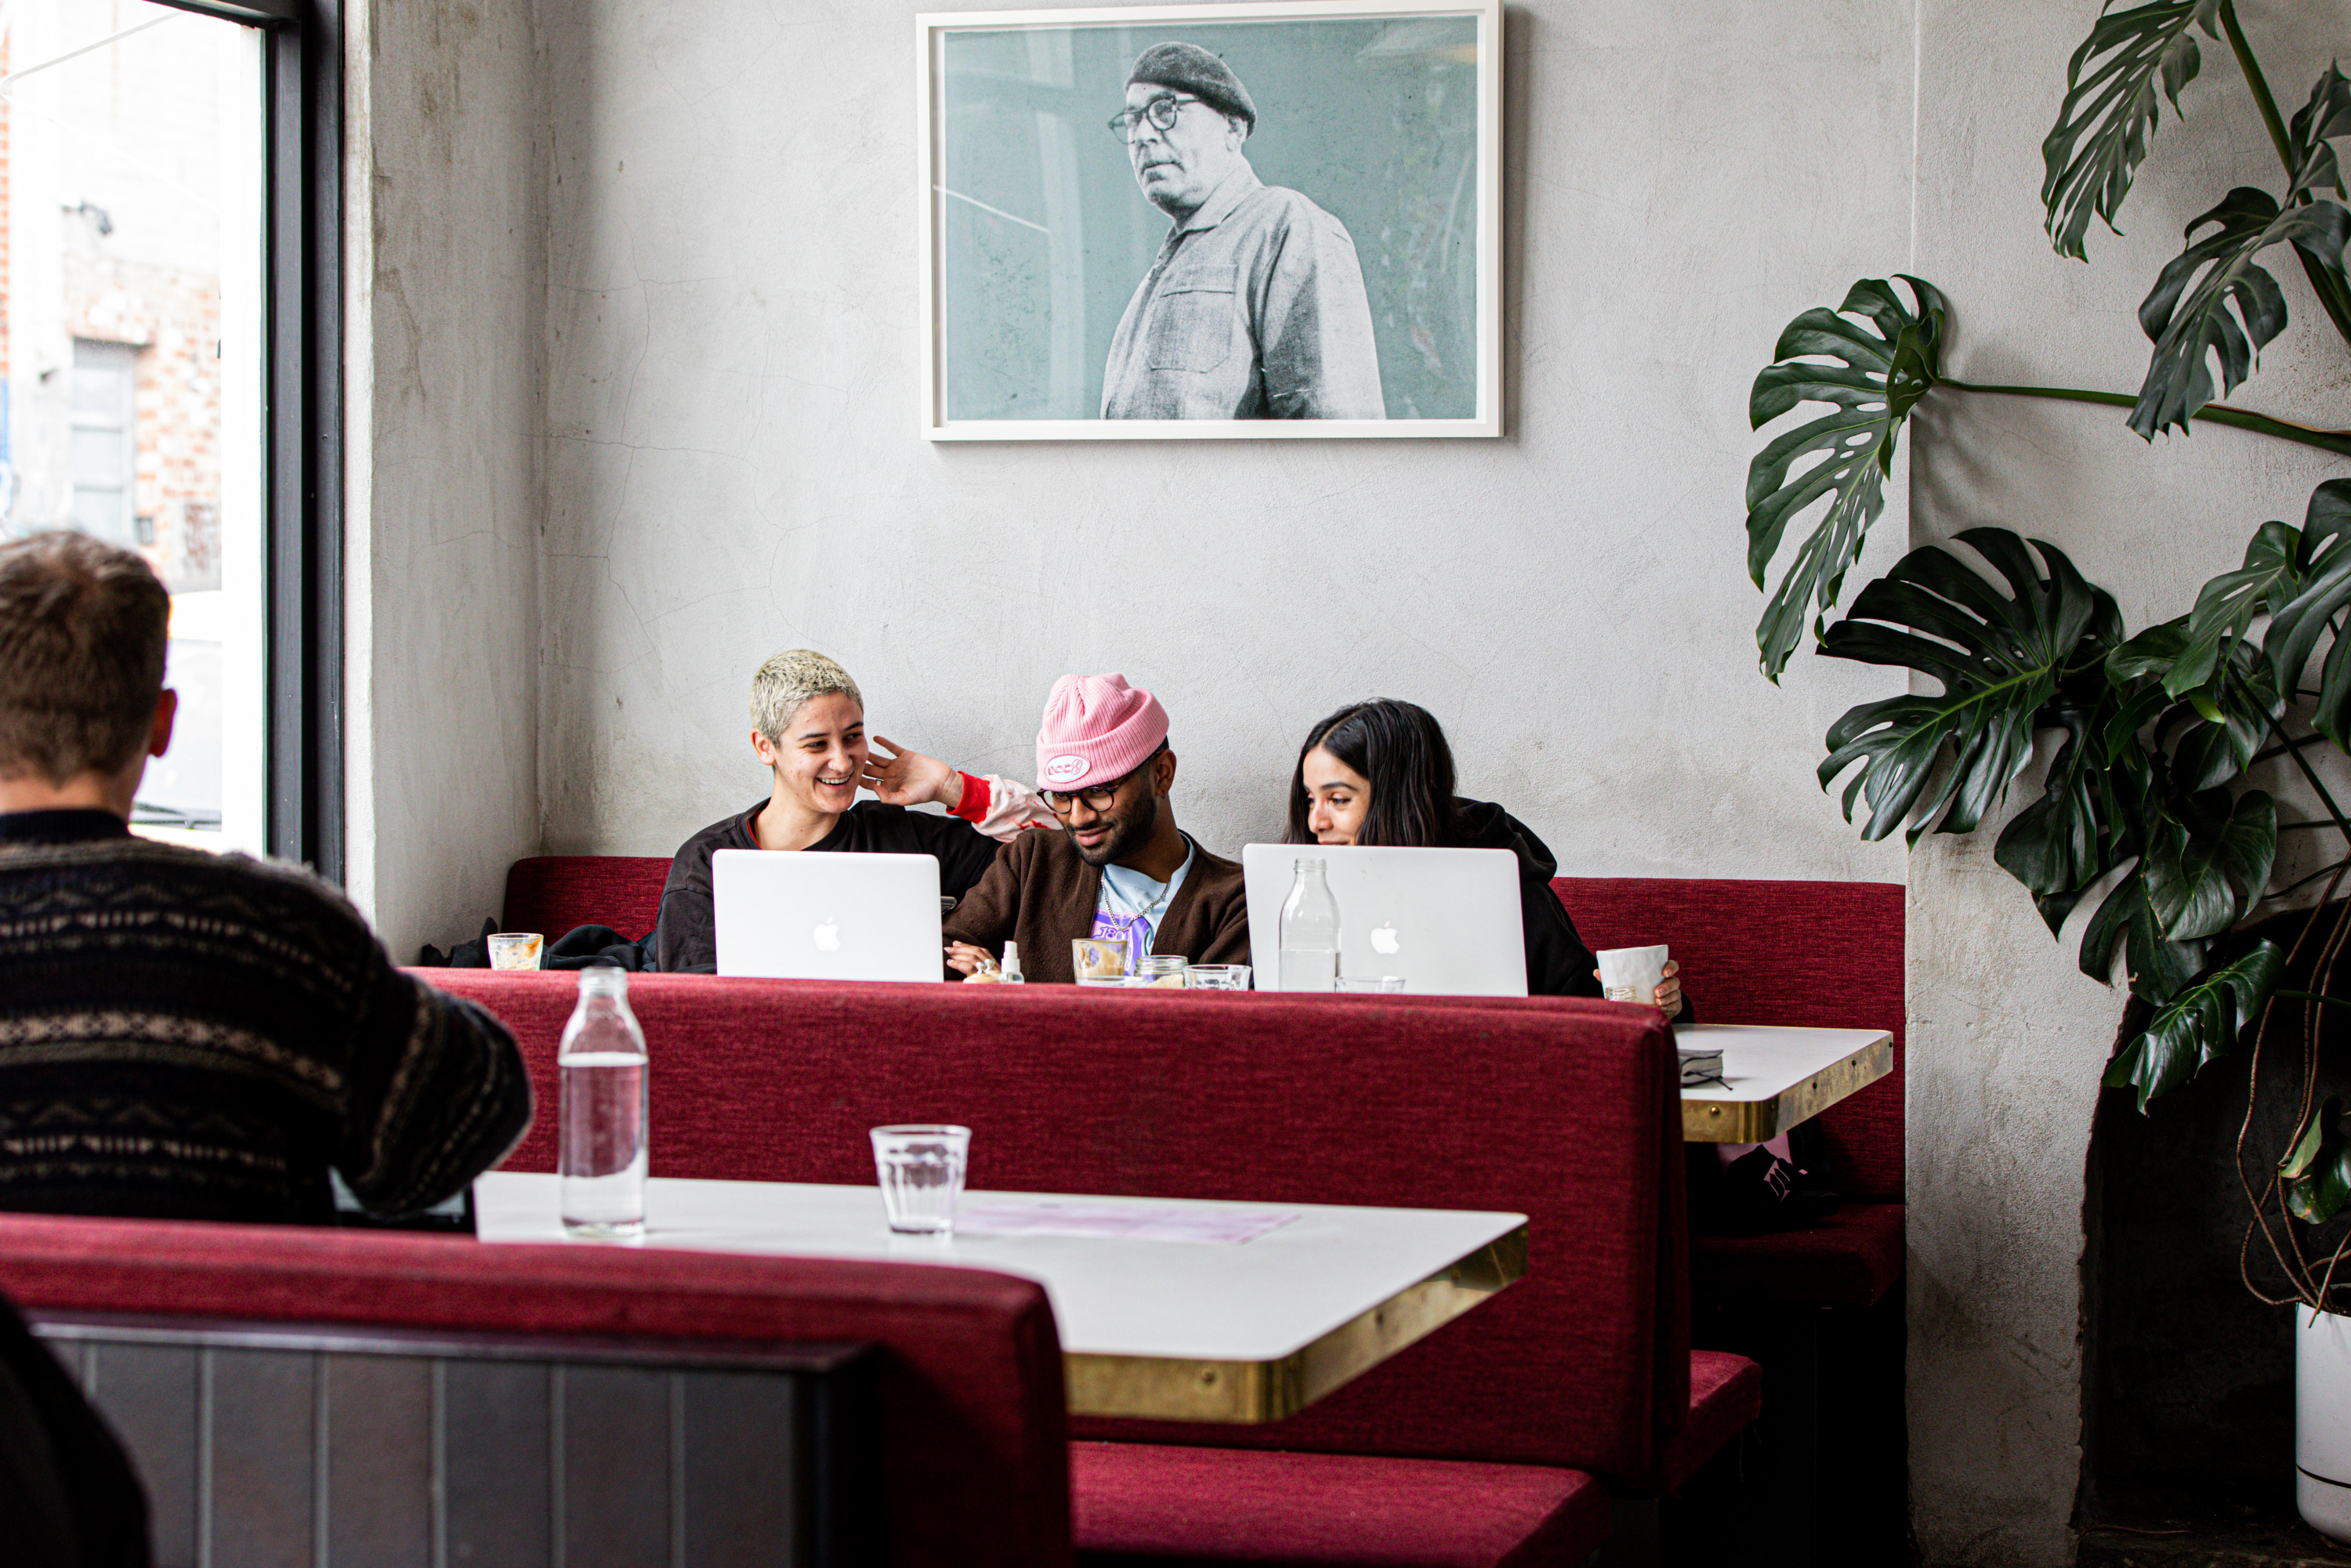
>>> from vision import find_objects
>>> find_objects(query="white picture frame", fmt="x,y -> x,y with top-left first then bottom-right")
917,0 -> 1502,440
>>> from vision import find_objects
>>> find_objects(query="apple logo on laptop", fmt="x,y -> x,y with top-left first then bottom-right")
812,917 -> 842,953
1371,923 -> 1401,956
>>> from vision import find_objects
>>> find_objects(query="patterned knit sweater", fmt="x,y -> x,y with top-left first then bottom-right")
0,810 -> 532,1222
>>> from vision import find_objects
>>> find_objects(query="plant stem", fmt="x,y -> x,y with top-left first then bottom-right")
2218,2 -> 2295,182
1940,379 -> 2351,457
2271,716 -> 2351,847
2266,856 -> 2351,902
2276,989 -> 2351,1011
2256,731 -> 2339,765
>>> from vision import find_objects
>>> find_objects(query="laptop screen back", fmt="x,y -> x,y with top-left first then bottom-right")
712,850 -> 943,981
1241,844 -> 1527,997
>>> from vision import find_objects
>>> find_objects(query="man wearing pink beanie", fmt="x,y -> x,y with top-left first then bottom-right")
943,674 -> 1249,983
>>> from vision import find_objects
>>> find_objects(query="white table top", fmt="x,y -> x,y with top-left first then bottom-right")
474,1172 -> 1527,1422
1675,1023 -> 1894,1142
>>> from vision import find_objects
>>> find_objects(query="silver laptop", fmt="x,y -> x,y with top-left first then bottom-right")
1241,844 -> 1527,998
712,850 -> 942,982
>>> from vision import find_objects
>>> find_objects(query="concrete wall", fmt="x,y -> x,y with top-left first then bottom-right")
530,0 -> 1914,878
344,0 -> 545,957
1907,2 -> 2351,1562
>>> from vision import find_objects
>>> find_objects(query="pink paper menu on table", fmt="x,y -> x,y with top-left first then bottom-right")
955,1198 -> 1297,1244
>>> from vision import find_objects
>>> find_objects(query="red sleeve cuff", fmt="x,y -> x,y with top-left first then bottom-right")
949,772 -> 991,823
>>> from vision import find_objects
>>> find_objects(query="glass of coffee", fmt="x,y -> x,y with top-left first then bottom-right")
487,932 -> 544,971
1072,937 -> 1129,986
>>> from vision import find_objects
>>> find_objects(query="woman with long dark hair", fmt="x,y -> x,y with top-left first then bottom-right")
1284,699 -> 1683,1009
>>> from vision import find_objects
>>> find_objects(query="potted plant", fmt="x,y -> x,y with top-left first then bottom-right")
1739,0 -> 2351,1537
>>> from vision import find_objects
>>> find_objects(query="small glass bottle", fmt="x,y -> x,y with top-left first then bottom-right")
560,966 -> 648,1239
999,940 -> 1026,984
1277,857 -> 1342,993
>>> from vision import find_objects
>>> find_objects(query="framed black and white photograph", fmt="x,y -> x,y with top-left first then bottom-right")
917,0 -> 1501,440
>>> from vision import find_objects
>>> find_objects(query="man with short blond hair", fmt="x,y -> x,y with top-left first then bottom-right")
0,531 -> 531,1222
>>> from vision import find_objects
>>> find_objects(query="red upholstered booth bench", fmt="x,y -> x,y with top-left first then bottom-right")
1551,877 -> 1906,1309
426,969 -> 1759,1566
495,857 -> 1908,1309
0,1211 -> 1070,1567
502,853 -> 670,944
1555,877 -> 1906,1563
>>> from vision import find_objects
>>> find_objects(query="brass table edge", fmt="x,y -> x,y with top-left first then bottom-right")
1680,1032 -> 1893,1143
1062,1221 -> 1530,1423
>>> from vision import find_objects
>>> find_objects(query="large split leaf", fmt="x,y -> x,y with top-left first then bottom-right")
2080,867 -> 2211,1001
2143,787 -> 2277,940
2284,1093 -> 2351,1223
2106,617 -> 2284,792
2264,480 -> 2351,741
1747,277 -> 1947,681
2104,940 -> 2285,1110
2130,187 -> 2351,439
2170,520 -> 2309,695
1818,529 -> 2121,842
2042,0 -> 2223,259
2288,63 -> 2351,200
1994,683 -> 2140,916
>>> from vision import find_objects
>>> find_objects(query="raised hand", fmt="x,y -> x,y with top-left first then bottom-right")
862,735 -> 962,810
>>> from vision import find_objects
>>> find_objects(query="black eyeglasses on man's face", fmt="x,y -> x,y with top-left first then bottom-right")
1107,93 -> 1200,142
1042,754 -> 1157,814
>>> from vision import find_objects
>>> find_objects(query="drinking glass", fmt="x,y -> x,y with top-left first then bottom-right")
1130,955 -> 1189,988
487,932 -> 544,971
870,1124 -> 971,1234
1337,976 -> 1407,994
1188,964 -> 1252,990
1072,937 -> 1129,986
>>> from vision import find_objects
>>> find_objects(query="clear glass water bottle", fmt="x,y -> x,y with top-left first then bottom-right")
560,966 -> 648,1239
1278,857 -> 1342,992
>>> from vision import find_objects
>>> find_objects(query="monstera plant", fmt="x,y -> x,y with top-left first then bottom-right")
1745,0 -> 2351,1303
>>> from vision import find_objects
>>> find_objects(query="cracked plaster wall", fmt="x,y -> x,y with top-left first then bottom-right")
1908,2 -> 2351,1563
344,0 -> 544,957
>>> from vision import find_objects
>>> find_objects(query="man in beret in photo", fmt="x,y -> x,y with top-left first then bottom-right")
1100,42 -> 1386,421
942,673 -> 1250,983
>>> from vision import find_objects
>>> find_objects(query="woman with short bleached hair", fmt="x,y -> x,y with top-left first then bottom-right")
650,650 -> 1045,973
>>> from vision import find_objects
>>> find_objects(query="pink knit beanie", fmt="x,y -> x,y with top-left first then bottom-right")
1035,673 -> 1169,789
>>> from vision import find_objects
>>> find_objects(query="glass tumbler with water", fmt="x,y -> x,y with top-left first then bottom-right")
1278,857 -> 1342,992
870,1125 -> 971,1234
560,966 -> 648,1239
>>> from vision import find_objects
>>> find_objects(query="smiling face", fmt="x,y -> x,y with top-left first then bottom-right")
752,692 -> 868,819
1301,746 -> 1371,846
1055,748 -> 1176,867
1125,82 -> 1248,219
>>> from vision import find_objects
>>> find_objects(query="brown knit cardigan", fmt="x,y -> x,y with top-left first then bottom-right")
942,826 -> 1251,983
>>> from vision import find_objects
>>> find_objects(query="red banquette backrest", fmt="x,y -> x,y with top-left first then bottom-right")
503,855 -> 670,943
0,1211 -> 1071,1568
487,860 -> 1900,1204
425,971 -> 1688,1487
489,856 -> 1907,1199
1554,877 -> 1904,1201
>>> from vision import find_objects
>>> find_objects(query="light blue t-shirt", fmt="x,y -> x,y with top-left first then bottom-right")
1096,834 -> 1197,955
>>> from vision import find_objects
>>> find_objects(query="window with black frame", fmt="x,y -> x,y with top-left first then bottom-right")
0,0 -> 332,870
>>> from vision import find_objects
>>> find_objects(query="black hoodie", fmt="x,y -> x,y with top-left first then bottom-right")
1446,797 -> 1607,999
